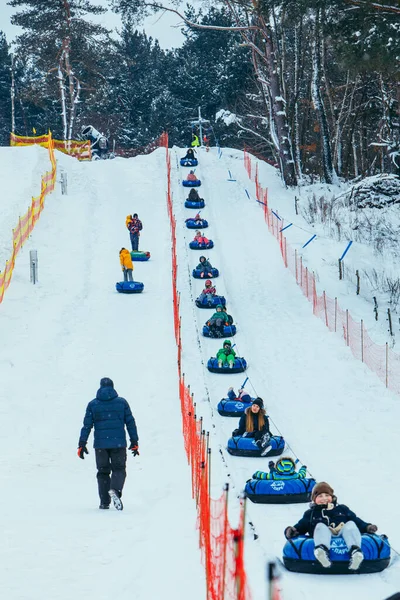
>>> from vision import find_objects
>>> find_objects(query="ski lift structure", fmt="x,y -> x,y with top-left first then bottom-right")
190,107 -> 214,149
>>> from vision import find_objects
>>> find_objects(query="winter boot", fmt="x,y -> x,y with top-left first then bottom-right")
108,489 -> 123,511
218,360 -> 223,368
260,433 -> 272,456
314,544 -> 331,568
348,546 -> 364,571
99,503 -> 110,509
228,361 -> 234,369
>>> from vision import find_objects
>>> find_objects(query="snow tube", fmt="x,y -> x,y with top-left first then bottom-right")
283,534 -> 391,574
189,240 -> 214,250
182,179 -> 201,187
227,435 -> 284,457
193,268 -> 219,279
185,200 -> 205,209
180,158 -> 198,167
195,295 -> 226,309
203,324 -> 236,337
186,219 -> 208,229
217,397 -> 254,417
115,281 -> 144,294
207,357 -> 247,373
130,251 -> 150,261
245,477 -> 316,504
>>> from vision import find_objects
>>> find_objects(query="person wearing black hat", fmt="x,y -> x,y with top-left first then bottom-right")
127,213 -> 143,251
232,398 -> 271,455
284,481 -> 378,570
77,378 -> 139,510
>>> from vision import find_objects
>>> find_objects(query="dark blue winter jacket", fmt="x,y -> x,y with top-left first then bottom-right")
79,387 -> 138,449
234,410 -> 270,438
293,502 -> 370,537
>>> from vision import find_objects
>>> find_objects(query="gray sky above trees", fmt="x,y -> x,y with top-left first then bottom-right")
1,0 -> 206,48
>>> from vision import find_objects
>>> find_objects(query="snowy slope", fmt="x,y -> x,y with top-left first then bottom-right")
170,146 -> 400,600
0,147 -> 205,600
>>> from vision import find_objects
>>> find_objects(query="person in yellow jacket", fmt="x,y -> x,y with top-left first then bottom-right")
119,248 -> 134,282
191,134 -> 200,147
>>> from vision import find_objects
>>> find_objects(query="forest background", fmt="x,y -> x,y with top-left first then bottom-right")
0,0 -> 399,186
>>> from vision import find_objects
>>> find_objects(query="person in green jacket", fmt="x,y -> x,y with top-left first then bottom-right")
191,134 -> 200,147
252,457 -> 307,481
217,340 -> 236,368
206,305 -> 233,338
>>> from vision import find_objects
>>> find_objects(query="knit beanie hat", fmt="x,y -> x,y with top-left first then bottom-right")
312,482 -> 334,502
100,377 -> 114,388
252,397 -> 264,408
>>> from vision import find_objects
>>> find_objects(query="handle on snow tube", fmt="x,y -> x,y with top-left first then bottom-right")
241,377 -> 249,389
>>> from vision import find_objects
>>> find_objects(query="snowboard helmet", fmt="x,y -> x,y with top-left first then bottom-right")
205,280 -> 212,287
275,457 -> 296,475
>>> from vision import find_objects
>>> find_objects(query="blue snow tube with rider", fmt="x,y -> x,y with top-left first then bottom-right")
130,251 -> 150,261
180,158 -> 198,167
195,295 -> 226,309
245,477 -> 316,504
116,281 -> 144,294
227,435 -> 285,457
193,268 -> 219,279
207,357 -> 247,373
189,240 -> 214,250
183,179 -> 201,187
217,396 -> 254,416
186,219 -> 208,229
283,534 -> 391,574
203,324 -> 236,337
185,199 -> 205,209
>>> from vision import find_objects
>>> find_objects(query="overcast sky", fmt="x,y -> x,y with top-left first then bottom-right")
0,0 -> 205,49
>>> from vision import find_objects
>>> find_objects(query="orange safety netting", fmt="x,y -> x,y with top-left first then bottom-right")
0,131 -> 57,304
10,132 -> 91,160
244,149 -> 400,397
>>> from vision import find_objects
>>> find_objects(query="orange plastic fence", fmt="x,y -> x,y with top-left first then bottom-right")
166,144 -> 251,599
10,132 -> 91,160
245,150 -> 400,397
0,131 -> 57,304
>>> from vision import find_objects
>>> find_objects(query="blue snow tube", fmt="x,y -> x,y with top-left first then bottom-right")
207,357 -> 247,374
186,219 -> 208,229
195,295 -> 226,309
180,158 -> 198,167
183,179 -> 201,187
185,200 -> 205,209
203,324 -> 236,337
116,281 -> 144,294
217,397 -> 254,417
189,240 -> 214,250
245,478 -> 316,504
283,534 -> 391,574
227,435 -> 284,457
130,251 -> 150,261
193,268 -> 219,279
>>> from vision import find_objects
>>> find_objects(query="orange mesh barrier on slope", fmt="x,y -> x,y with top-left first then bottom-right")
10,132 -> 91,160
0,131 -> 57,304
244,149 -> 400,396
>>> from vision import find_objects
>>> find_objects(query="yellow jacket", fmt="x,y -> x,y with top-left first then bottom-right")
119,249 -> 134,270
126,215 -> 133,228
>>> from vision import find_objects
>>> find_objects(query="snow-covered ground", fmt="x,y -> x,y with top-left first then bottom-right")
1,144 -> 400,600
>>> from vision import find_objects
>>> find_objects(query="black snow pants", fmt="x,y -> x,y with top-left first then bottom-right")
95,448 -> 127,505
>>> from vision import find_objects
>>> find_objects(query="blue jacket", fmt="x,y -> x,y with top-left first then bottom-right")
293,501 -> 370,537
79,387 -> 138,449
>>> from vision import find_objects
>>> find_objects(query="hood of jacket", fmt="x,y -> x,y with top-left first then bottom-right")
96,387 -> 119,401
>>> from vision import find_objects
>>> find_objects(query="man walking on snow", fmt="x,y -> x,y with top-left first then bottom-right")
77,377 -> 139,510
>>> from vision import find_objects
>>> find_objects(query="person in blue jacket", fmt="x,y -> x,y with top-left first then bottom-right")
77,377 -> 139,511
284,481 -> 378,570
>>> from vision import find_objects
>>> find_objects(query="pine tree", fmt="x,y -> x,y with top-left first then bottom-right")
0,32 -> 12,145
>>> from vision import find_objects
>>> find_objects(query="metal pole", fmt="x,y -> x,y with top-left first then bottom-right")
198,107 -> 203,147
386,342 -> 389,388
361,320 -> 364,363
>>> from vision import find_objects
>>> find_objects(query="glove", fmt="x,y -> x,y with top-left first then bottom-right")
366,524 -> 378,533
232,429 -> 240,437
129,442 -> 140,457
77,445 -> 88,459
268,461 -> 275,469
284,526 -> 299,540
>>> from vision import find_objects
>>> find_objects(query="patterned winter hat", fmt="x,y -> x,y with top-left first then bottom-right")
276,457 -> 296,474
311,482 -> 334,502
100,377 -> 114,388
